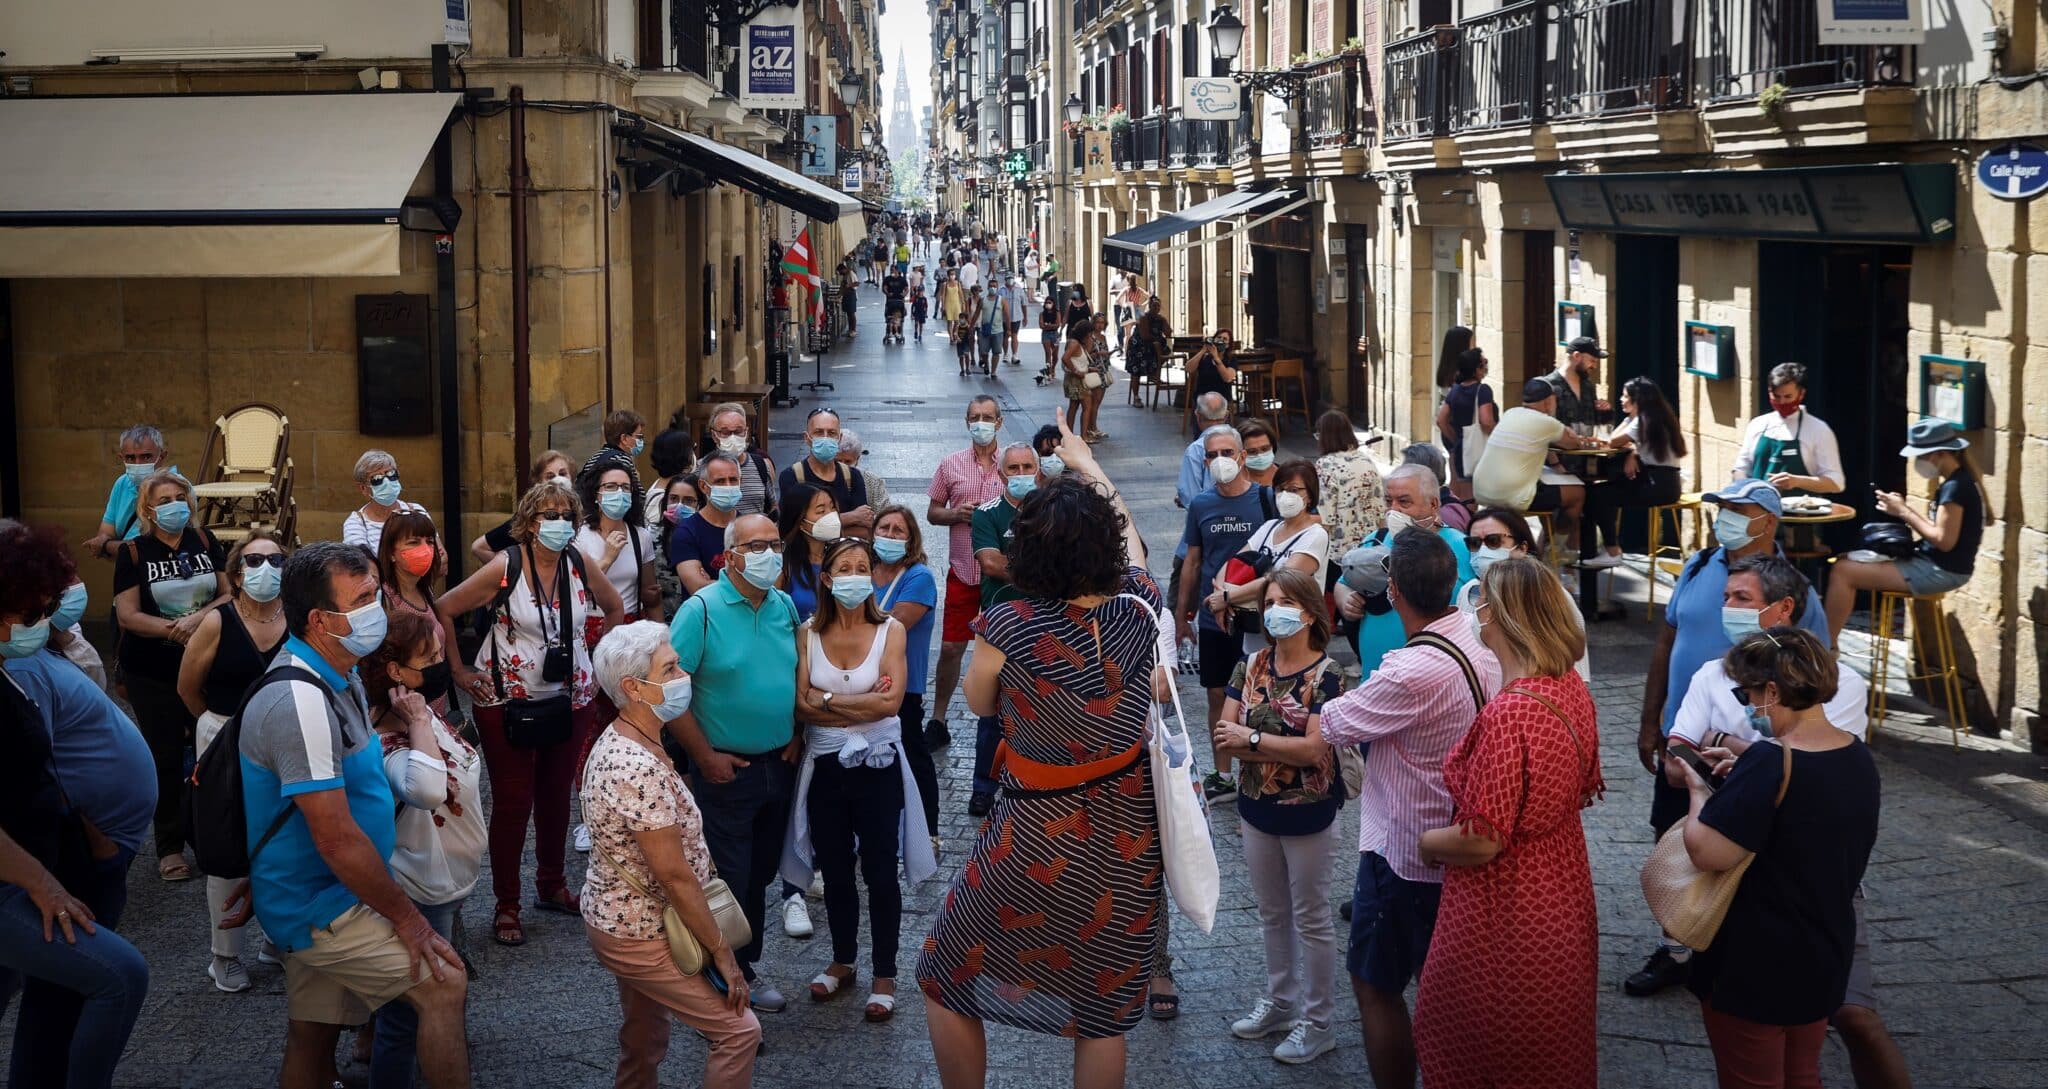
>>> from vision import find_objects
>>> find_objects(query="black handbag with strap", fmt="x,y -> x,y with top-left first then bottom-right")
490,544 -> 576,749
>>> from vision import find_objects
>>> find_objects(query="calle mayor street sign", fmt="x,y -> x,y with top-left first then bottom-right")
1976,143 -> 2048,202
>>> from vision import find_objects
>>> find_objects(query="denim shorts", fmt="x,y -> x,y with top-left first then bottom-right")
1345,850 -> 1442,991
1894,555 -> 1971,597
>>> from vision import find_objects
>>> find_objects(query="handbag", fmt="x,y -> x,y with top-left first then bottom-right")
490,545 -> 575,750
594,841 -> 751,976
1858,522 -> 1916,559
1120,593 -> 1220,933
1638,739 -> 1793,950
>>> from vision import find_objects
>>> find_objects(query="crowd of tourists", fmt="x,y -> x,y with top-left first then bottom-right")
0,286 -> 1985,1089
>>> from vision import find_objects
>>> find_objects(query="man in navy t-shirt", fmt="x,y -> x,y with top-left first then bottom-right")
671,454 -> 742,596
1176,425 -> 1269,803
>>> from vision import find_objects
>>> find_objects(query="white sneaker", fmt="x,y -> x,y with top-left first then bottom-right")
782,894 -> 814,939
573,823 -> 592,853
806,871 -> 826,900
207,956 -> 251,993
1581,552 -> 1626,570
1273,1020 -> 1336,1064
1231,998 -> 1296,1039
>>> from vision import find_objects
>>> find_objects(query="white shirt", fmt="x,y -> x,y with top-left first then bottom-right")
1615,414 -> 1682,468
1668,658 -> 1869,749
341,500 -> 426,550
1731,408 -> 1845,489
574,524 -> 655,615
1238,518 -> 1330,592
1472,406 -> 1567,510
958,261 -> 980,290
384,716 -> 486,905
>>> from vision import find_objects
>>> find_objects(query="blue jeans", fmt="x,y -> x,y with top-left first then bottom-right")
971,714 -> 1002,796
0,860 -> 150,1089
367,898 -> 461,1089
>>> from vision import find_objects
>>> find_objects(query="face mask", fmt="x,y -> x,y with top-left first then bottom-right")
154,500 -> 191,534
1773,398 -> 1802,418
873,536 -> 909,564
708,484 -> 742,511
623,437 -> 643,457
329,600 -> 388,657
829,575 -> 875,608
664,503 -> 694,526
398,543 -> 436,578
640,675 -> 694,722
51,583 -> 89,632
740,549 -> 783,589
370,478 -> 403,507
547,473 -> 573,489
1245,451 -> 1275,472
810,436 -> 841,462
1471,545 -> 1514,577
124,461 -> 156,482
1384,509 -> 1417,536
2,618 -> 51,660
1466,599 -> 1490,645
717,434 -> 748,456
1721,605 -> 1765,644
967,421 -> 999,446
1210,456 -> 1241,485
1913,458 -> 1939,481
1038,454 -> 1066,478
1262,605 -> 1305,639
599,491 -> 635,520
1275,492 -> 1306,520
415,660 -> 453,705
1744,691 -> 1779,736
536,519 -> 576,552
808,512 -> 843,541
242,562 -> 283,603
1006,474 -> 1037,500
1713,508 -> 1758,551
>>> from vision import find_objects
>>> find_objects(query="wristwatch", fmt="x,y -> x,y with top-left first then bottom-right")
1248,730 -> 1263,752
820,692 -> 834,712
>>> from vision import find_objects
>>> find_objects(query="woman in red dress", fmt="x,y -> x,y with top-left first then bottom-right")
1415,555 -> 1604,1089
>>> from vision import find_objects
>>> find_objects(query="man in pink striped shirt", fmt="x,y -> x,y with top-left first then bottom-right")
1319,529 -> 1501,1089
923,396 -> 1007,755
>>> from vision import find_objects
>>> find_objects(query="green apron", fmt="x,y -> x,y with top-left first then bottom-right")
1747,409 -> 1813,498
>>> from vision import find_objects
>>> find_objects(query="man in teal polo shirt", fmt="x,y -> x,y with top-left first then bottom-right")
667,512 -> 801,1012
81,423 -> 175,561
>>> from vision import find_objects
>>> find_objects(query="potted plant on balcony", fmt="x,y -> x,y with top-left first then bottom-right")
1105,105 -> 1131,133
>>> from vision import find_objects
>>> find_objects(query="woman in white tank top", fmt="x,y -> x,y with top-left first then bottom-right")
777,539 -> 934,1023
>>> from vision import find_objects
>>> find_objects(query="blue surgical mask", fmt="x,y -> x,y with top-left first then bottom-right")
708,484 -> 742,511
599,491 -> 634,520
2,618 -> 51,659
51,583 -> 89,631
873,537 -> 909,564
154,500 -> 191,534
624,437 -> 643,458
1262,605 -> 1305,638
641,675 -> 693,722
123,461 -> 156,482
1038,454 -> 1066,477
1006,475 -> 1037,500
1470,545 -> 1514,577
829,575 -> 875,608
967,421 -> 999,446
740,549 -> 783,589
1720,605 -> 1764,644
1245,452 -> 1275,472
370,478 -> 403,507
1746,704 -> 1774,737
330,600 -> 388,657
242,563 -> 283,603
810,436 -> 841,462
1713,508 -> 1758,551
536,518 -> 577,552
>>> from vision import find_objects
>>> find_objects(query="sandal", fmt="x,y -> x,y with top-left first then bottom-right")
533,889 -> 581,916
809,965 -> 857,1002
864,982 -> 897,1023
158,854 -> 193,882
492,906 -> 526,946
1148,978 -> 1180,1021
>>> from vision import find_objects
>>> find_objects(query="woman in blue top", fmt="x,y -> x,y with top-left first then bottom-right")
871,504 -> 941,836
777,483 -> 835,622
1823,418 -> 1990,643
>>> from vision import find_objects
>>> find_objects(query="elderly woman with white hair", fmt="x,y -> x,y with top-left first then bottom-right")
583,621 -> 761,1089
341,448 -> 429,551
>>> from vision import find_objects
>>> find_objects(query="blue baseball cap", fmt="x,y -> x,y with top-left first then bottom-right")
1702,478 -> 1783,518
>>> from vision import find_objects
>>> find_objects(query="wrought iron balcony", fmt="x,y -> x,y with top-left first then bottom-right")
1382,27 -> 1457,141
1230,109 -> 1255,162
1453,0 -> 1546,132
1548,0 -> 1693,119
1702,0 -> 1914,101
1110,126 -> 1134,170
1298,53 -> 1373,150
1133,114 -> 1164,168
1185,117 -> 1225,167
1069,131 -> 1086,175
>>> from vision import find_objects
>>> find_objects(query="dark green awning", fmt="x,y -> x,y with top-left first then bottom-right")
1545,164 -> 1955,244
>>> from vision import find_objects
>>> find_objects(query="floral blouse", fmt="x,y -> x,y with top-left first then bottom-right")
1227,649 -> 1346,809
1317,447 -> 1389,559
580,726 -> 715,940
468,550 -> 598,708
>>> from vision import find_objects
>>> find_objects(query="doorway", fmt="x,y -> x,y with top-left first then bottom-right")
1518,230 -> 1556,390
1611,234 -> 1680,393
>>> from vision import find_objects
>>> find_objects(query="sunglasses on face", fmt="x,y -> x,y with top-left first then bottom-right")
242,553 -> 285,570
367,471 -> 400,487
1202,450 -> 1237,461
535,510 -> 572,522
1466,533 -> 1518,550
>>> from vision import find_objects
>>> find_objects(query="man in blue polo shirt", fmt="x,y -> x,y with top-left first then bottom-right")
81,423 -> 176,561
667,512 -> 801,1012
237,542 -> 469,1089
1625,477 -> 1827,998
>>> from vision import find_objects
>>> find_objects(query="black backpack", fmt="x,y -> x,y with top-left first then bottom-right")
184,665 -> 319,880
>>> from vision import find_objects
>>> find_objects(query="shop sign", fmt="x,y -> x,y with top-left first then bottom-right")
1816,0 -> 1926,45
1183,79 -> 1242,121
442,0 -> 470,46
840,163 -> 864,191
801,116 -> 837,177
1556,301 -> 1595,347
1685,322 -> 1734,380
1920,355 -> 1984,430
1976,143 -> 2048,202
1545,165 -> 1954,244
739,4 -> 804,110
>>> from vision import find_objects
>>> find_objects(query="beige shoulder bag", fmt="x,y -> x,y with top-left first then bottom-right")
595,840 -> 751,976
1638,740 -> 1792,950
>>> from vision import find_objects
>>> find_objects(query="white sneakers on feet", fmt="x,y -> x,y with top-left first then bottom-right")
1231,998 -> 1296,1039
1273,1020 -> 1337,1064
806,871 -> 826,900
207,956 -> 251,993
782,894 -> 814,939
1580,552 -> 1626,570
573,823 -> 592,853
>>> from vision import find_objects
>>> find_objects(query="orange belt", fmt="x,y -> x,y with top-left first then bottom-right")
993,739 -> 1145,795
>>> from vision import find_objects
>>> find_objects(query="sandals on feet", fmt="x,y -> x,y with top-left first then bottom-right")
492,906 -> 526,946
809,965 -> 857,1002
158,854 -> 193,882
533,889 -> 581,916
1148,981 -> 1180,1021
864,985 -> 897,1023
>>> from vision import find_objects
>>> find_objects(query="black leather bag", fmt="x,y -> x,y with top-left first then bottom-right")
1859,522 -> 1916,559
490,543 -> 578,749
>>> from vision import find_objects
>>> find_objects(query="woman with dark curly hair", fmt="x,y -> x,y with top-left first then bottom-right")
919,411 -> 1170,1089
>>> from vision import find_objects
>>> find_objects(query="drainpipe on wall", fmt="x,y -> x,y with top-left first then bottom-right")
431,44 -> 466,582
511,86 -> 533,487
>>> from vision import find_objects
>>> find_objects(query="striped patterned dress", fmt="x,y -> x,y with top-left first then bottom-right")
916,567 -> 1164,1039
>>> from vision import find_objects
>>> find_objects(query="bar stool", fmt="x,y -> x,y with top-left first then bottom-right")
1528,511 -> 1560,566
1642,493 -> 1704,620
1867,589 -> 1965,749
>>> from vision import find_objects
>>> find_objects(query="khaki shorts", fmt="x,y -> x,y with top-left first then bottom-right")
284,903 -> 441,1025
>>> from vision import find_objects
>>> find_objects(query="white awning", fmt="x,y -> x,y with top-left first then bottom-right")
613,114 -> 867,255
0,92 -> 462,277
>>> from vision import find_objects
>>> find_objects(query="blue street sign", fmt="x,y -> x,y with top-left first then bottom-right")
1977,142 -> 2048,202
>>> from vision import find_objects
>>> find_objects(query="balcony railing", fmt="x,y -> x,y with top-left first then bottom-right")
1702,0 -> 1914,101
1072,0 -> 1096,31
1453,0 -> 1545,131
1299,53 -> 1373,150
1111,126 -> 1133,170
1133,114 -> 1165,168
649,0 -> 711,76
1165,115 -> 1187,167
1231,104 -> 1256,162
1069,131 -> 1085,174
1186,118 -> 1225,167
1027,139 -> 1049,173
1548,0 -> 1692,119
1382,28 -> 1457,141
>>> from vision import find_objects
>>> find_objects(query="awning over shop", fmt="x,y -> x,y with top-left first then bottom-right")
1545,164 -> 1956,244
0,92 -> 462,278
614,115 -> 866,255
1101,188 -> 1308,273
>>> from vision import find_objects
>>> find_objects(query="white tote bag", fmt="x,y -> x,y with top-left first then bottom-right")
1120,593 -> 1220,933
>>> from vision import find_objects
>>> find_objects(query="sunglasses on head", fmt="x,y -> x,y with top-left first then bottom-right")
1466,532 -> 1517,550
241,553 -> 285,570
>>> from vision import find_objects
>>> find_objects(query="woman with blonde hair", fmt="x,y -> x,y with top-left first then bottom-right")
1415,554 -> 1603,1089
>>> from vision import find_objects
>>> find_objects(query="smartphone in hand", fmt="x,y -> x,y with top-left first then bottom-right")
1667,740 -> 1720,791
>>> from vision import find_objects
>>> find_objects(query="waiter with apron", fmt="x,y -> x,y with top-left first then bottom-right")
1731,361 -> 1847,553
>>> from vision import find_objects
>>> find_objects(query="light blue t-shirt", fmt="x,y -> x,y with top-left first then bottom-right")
1352,525 -> 1477,676
100,464 -> 180,540
878,563 -> 939,695
670,571 -> 799,755
5,650 -> 156,854
1661,547 -> 1829,734
239,638 -> 394,951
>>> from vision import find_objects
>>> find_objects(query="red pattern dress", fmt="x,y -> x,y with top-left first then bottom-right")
1414,673 -> 1604,1089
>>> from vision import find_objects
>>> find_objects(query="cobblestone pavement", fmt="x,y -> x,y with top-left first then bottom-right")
18,288 -> 2047,1087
